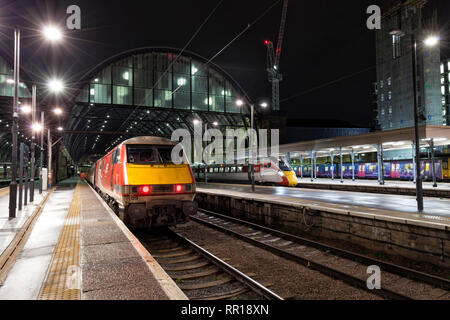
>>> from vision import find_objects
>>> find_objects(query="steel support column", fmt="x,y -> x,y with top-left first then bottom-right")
378,144 -> 385,185
30,84 -> 36,202
18,143 -> 24,211
48,129 -> 52,188
340,147 -> 343,183
300,155 -> 303,180
39,111 -> 44,194
9,29 -> 20,219
412,143 -> 417,184
351,148 -> 355,181
330,151 -> 334,180
429,139 -> 437,188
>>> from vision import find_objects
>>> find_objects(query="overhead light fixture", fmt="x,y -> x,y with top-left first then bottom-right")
21,105 -> 31,113
47,79 -> 64,94
42,25 -> 63,42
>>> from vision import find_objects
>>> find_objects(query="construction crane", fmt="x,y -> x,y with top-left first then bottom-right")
265,0 -> 288,112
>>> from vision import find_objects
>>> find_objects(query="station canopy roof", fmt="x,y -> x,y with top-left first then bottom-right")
64,47 -> 254,163
280,125 -> 450,158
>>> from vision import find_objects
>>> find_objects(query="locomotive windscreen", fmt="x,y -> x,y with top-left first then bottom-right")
126,145 -> 182,164
278,159 -> 293,171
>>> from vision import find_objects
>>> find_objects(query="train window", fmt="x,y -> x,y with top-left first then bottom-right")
237,166 -> 243,173
219,167 -> 224,173
158,146 -> 181,163
265,163 -> 271,168
112,149 -> 121,164
225,167 -> 230,173
126,145 -> 179,164
230,167 -> 236,173
214,167 -> 219,173
278,160 -> 292,171
127,146 -> 158,164
209,168 -> 214,173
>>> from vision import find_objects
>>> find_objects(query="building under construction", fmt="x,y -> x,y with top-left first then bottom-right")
375,0 -> 442,131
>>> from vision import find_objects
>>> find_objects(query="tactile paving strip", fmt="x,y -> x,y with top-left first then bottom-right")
38,184 -> 81,300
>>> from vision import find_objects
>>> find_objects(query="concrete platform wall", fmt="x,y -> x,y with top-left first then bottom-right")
196,192 -> 450,268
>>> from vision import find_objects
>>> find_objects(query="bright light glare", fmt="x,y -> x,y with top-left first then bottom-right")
236,99 -> 244,107
47,79 -> 64,93
213,121 -> 219,126
42,25 -> 63,42
57,127 -> 63,131
21,105 -> 31,113
423,36 -> 439,47
6,78 -> 14,84
32,123 -> 42,132
53,108 -> 63,115
260,102 -> 268,108
193,119 -> 200,125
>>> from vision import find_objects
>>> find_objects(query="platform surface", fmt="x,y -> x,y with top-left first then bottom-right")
0,179 -> 186,300
0,185 -> 47,258
297,178 -> 450,191
197,183 -> 450,228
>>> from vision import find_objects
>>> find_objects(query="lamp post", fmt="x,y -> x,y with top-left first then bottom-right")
30,85 -> 36,202
9,29 -> 20,219
389,30 -> 439,213
7,25 -> 63,216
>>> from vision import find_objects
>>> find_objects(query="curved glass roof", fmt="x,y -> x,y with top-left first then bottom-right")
66,48 -> 253,162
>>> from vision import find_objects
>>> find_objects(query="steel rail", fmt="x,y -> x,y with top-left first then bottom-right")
191,211 -> 415,300
165,228 -> 284,301
197,209 -> 450,291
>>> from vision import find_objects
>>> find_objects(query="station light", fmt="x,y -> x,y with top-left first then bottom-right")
53,108 -> 63,115
57,127 -> 63,131
212,121 -> 219,126
42,25 -> 63,42
260,102 -> 268,108
47,79 -> 64,94
193,119 -> 200,125
236,99 -> 244,107
6,78 -> 14,84
21,105 -> 32,113
423,35 -> 439,47
32,123 -> 43,132
177,78 -> 187,86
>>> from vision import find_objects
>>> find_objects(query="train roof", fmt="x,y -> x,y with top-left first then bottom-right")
121,136 -> 178,146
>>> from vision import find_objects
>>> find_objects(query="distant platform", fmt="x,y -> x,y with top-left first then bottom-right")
295,178 -> 450,198
197,182 -> 450,224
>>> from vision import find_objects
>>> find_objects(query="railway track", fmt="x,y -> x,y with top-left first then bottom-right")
190,209 -> 450,300
137,228 -> 283,300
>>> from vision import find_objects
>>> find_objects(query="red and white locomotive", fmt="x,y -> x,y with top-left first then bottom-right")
86,136 -> 198,229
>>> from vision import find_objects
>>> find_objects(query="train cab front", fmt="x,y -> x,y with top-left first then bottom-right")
283,170 -> 299,187
277,157 -> 298,187
120,142 -> 198,229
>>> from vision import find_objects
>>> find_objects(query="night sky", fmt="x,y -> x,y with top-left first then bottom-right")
0,0 -> 449,128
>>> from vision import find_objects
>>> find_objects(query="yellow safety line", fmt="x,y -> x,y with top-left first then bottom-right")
38,184 -> 81,300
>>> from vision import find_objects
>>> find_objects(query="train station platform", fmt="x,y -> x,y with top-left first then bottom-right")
196,183 -> 450,267
0,178 -> 186,300
296,178 -> 450,198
